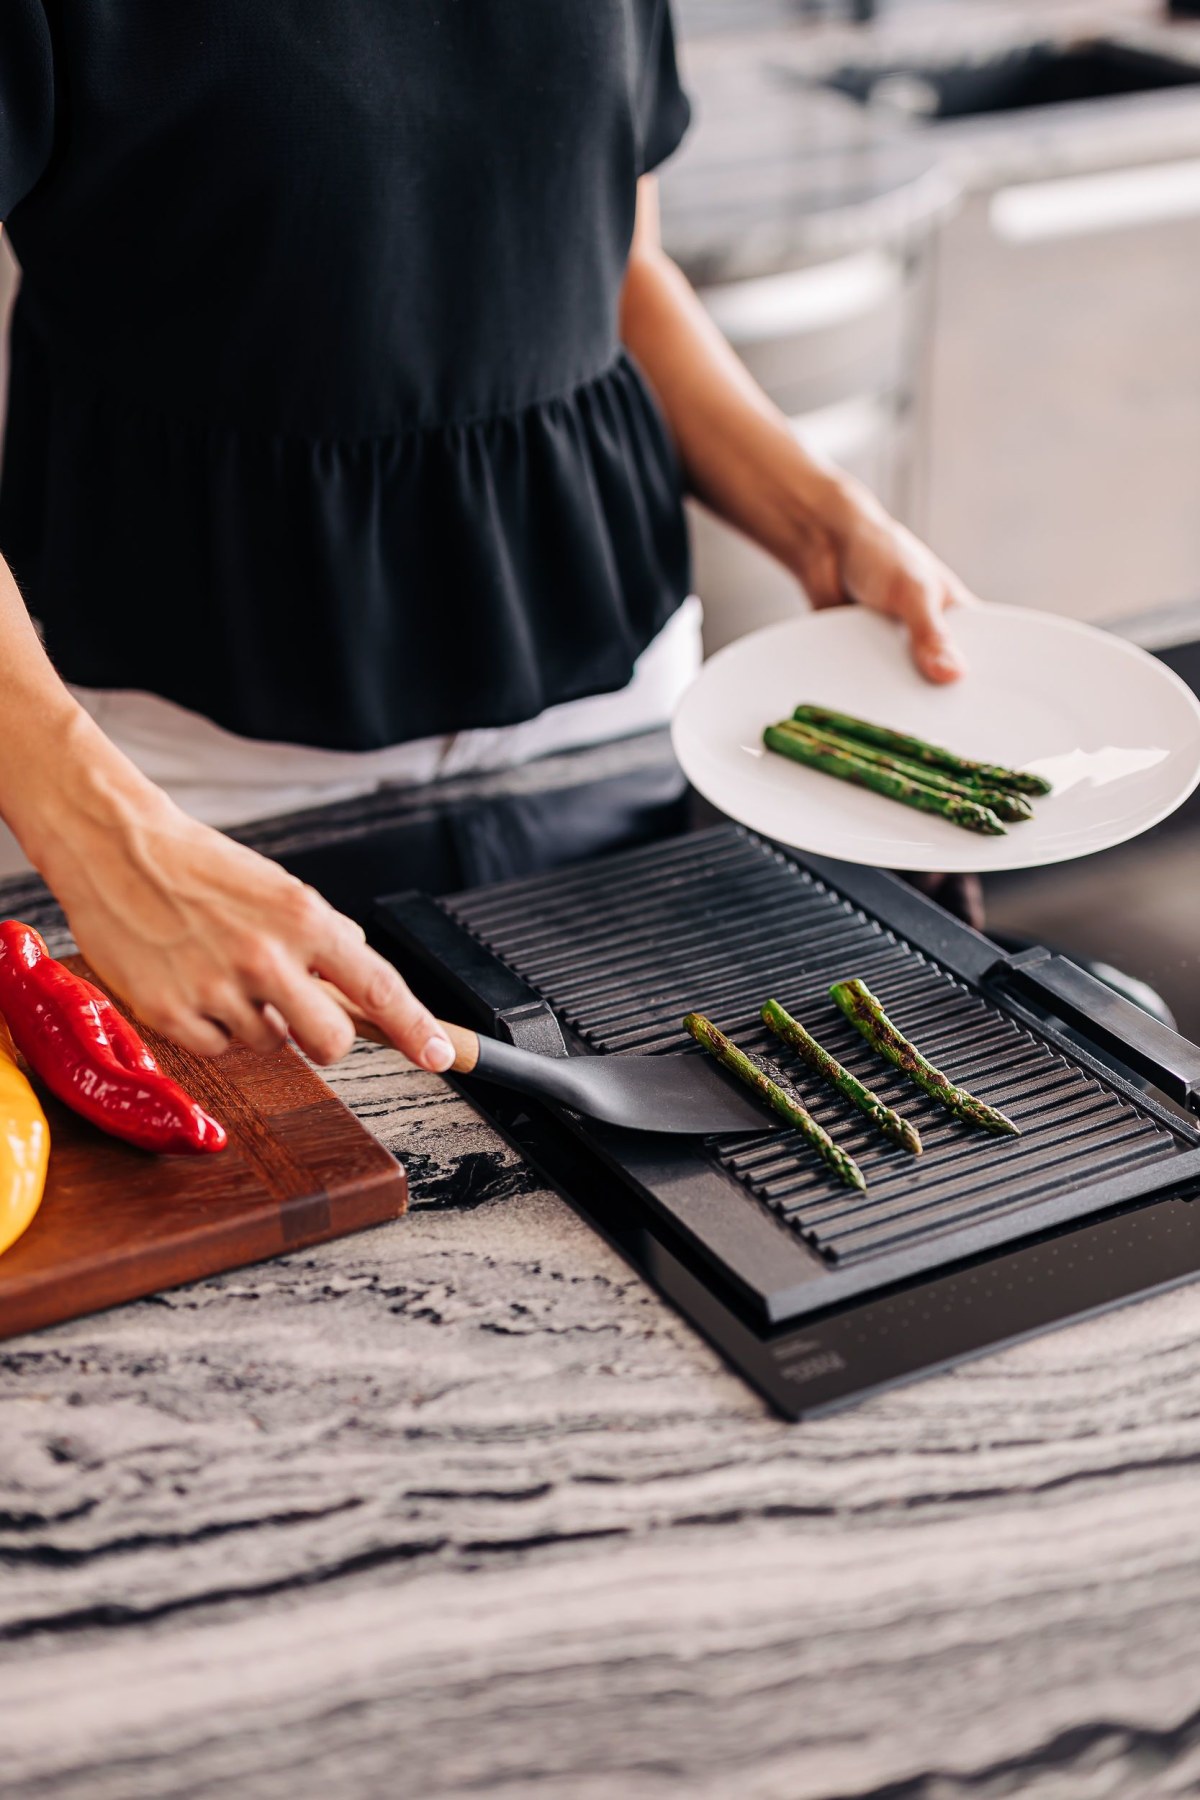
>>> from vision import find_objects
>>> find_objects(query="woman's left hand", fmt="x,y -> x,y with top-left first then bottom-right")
788,474 -> 976,685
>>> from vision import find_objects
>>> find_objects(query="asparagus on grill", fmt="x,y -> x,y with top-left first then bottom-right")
682,1011 -> 867,1192
762,997 -> 922,1155
792,705 -> 1052,797
773,721 -> 1033,824
763,723 -> 1007,837
829,978 -> 1020,1137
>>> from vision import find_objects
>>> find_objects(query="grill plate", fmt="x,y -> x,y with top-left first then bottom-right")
378,825 -> 1200,1414
448,831 -> 1187,1270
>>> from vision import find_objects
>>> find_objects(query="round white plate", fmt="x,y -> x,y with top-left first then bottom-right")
671,605 -> 1200,873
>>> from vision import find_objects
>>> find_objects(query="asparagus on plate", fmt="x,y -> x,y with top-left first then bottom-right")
683,1011 -> 866,1192
762,997 -> 922,1154
792,705 -> 1052,797
829,978 -> 1019,1137
763,723 -> 1007,837
776,721 -> 1033,824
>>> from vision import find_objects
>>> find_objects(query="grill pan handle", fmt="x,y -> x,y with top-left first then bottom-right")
987,949 -> 1200,1111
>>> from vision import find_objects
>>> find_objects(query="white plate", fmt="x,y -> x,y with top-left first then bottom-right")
671,605 -> 1200,873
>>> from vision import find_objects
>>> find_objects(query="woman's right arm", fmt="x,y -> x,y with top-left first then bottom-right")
0,552 -> 455,1069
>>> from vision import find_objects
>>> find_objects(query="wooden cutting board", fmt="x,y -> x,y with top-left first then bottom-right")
0,957 -> 407,1341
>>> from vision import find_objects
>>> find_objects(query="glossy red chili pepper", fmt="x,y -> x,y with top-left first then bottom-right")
0,922 -> 227,1155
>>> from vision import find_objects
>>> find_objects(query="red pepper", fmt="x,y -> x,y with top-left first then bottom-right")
0,922 -> 227,1155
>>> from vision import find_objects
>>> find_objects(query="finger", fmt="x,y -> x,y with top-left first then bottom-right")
260,970 -> 359,1066
157,1012 -> 235,1059
314,935 -> 454,1072
208,993 -> 289,1056
303,887 -> 367,943
311,978 -> 391,1046
902,580 -> 966,684
260,1002 -> 290,1040
800,543 -> 846,611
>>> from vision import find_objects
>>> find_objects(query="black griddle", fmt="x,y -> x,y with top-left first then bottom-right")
377,826 -> 1200,1417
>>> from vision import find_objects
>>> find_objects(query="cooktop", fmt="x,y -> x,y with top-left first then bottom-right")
261,724 -> 1200,1416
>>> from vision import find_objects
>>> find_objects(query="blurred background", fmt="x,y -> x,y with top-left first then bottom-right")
658,0 -> 1200,1033
663,0 -> 1200,654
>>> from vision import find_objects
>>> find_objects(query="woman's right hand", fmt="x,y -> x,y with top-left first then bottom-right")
0,550 -> 451,1069
21,713 -> 455,1070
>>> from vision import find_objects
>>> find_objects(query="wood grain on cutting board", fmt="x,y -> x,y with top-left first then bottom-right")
0,957 -> 407,1339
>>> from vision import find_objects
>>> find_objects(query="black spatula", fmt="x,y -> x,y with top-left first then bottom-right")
332,999 -> 772,1135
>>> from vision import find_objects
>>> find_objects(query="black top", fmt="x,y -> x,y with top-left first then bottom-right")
0,1 -> 692,751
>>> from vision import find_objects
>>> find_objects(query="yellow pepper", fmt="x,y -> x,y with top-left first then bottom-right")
0,1012 -> 49,1258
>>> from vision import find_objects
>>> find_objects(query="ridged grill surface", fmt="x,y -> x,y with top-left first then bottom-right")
446,830 -> 1191,1266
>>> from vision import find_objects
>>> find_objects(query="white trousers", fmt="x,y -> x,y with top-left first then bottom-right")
0,597 -> 703,880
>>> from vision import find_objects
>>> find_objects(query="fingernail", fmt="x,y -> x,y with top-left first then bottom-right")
931,648 -> 965,677
421,1033 -> 455,1073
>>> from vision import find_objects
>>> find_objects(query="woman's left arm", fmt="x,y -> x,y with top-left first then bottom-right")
619,178 -> 974,683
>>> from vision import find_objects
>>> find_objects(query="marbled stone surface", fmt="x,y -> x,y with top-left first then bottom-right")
4,759 -> 1200,1798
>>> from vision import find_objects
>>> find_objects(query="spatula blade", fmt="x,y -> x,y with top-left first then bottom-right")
554,1050 -> 777,1134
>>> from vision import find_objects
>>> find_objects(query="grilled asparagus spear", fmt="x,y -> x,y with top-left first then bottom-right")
683,1011 -> 866,1191
792,706 -> 1052,797
762,997 -> 922,1154
829,978 -> 1019,1137
773,721 -> 1033,824
763,723 -> 1007,837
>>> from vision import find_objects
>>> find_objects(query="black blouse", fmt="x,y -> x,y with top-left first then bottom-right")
0,1 -> 692,750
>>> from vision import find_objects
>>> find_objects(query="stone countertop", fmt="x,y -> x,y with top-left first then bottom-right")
4,742 -> 1200,1796
663,0 -> 1200,283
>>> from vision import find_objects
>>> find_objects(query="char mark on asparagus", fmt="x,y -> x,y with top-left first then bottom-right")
792,705 -> 1052,797
763,724 -> 1007,837
683,1011 -> 867,1191
762,997 -> 922,1154
829,978 -> 1019,1136
773,721 -> 1034,823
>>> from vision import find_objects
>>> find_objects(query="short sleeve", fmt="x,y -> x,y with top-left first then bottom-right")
637,0 -> 691,175
0,0 -> 55,220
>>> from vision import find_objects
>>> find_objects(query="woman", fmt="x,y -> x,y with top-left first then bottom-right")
0,1 -> 972,1070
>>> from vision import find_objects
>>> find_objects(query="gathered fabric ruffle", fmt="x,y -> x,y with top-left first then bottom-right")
0,308 -> 690,752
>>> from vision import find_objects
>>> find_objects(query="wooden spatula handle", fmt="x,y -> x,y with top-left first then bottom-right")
315,980 -> 479,1071
438,1020 -> 480,1073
